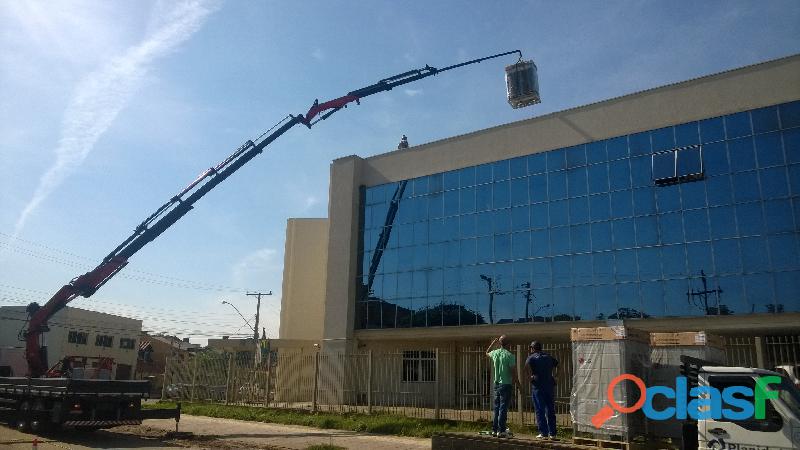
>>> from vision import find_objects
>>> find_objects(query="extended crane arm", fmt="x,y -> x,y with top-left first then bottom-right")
23,50 -> 522,377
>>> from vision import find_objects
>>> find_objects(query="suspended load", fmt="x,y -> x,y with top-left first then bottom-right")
505,59 -> 540,109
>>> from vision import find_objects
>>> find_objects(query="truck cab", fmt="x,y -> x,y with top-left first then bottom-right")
696,366 -> 800,450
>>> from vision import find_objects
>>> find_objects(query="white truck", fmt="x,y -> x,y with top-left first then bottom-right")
681,356 -> 800,450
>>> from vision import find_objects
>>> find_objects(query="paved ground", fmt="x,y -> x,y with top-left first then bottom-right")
0,414 -> 431,449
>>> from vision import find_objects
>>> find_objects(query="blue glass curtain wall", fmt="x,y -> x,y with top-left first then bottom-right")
356,101 -> 800,329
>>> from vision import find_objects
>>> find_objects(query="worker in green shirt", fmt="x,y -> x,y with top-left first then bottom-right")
486,335 -> 520,437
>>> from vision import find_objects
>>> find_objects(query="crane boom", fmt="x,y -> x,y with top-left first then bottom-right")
23,50 -> 523,377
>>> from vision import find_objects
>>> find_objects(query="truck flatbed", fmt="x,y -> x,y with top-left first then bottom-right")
0,377 -> 151,398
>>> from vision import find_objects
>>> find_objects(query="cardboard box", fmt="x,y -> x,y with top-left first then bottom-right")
571,326 -> 649,343
650,331 -> 725,348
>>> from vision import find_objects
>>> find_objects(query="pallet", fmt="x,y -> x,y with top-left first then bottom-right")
573,436 -> 634,450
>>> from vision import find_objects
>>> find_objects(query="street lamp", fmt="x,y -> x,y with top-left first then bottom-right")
221,300 -> 255,333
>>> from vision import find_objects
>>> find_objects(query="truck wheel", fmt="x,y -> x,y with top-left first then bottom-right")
30,419 -> 47,433
15,420 -> 27,432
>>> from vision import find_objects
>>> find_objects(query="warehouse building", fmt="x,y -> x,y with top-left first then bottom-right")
280,54 -> 800,356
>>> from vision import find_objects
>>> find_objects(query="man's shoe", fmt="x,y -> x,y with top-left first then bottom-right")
535,434 -> 545,439
491,431 -> 497,437
497,432 -> 508,438
549,435 -> 557,440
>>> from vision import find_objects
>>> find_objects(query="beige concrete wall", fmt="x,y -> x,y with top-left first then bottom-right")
279,218 -> 329,341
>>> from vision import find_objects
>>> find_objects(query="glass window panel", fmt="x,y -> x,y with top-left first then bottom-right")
414,196 -> 429,221
732,172 -> 760,203
355,301 -> 368,328
548,149 -> 567,171
477,236 -> 493,263
609,159 -> 632,191
630,131 -> 653,156
652,127 -> 675,152
686,273 -> 721,316
476,184 -> 492,211
680,181 -> 707,210
588,163 -> 610,194
743,273 -> 775,314
428,269 -> 443,297
571,224 -> 591,253
611,190 -> 634,218
459,214 -> 477,238
549,199 -> 569,227
735,202 -> 764,236
686,242 -> 714,277
700,117 -> 725,143
397,198 -> 413,223
443,296 -> 461,326
514,259 -> 532,289
443,190 -> 459,216
412,298 -> 429,327
568,167 -> 588,197
636,216 -> 659,246
460,238 -> 476,265
429,174 -> 443,194
443,170 -> 459,191
569,196 -> 590,224
612,218 -> 636,249
370,273 -> 384,299
729,137 -> 757,172
653,151 -> 676,180
493,181 -> 510,209
656,184 -> 682,212
614,249 -> 637,282
532,258 -> 552,288
587,141 -> 608,164
513,291 -> 530,323
529,173 -> 548,203
662,244 -> 687,278
591,221 -> 613,251
531,289 -> 553,322
476,163 -> 493,185
664,278 -> 693,317
725,111 -> 752,139
510,177 -> 529,206
716,275 -> 745,316
676,122 -> 700,147
595,284 -> 616,321
459,166 -> 476,188
493,160 -> 510,182
574,285 -> 594,321
593,251 -> 614,284
755,132 -> 784,168
640,280 -> 665,317
702,141 -> 730,176
790,165 -> 800,196
567,145 -> 587,168
712,239 -> 741,275
412,271 -> 427,297
616,283 -> 644,318
511,206 -> 530,232
638,247 -> 662,280
633,188 -> 656,216
659,211 -> 685,244
397,272 -> 413,298
677,146 -> 702,176
384,248 -> 399,273
414,221 -> 429,244
531,203 -> 548,229
764,199 -> 794,234
589,193 -> 611,221
398,223 -> 414,247
528,153 -> 547,175
413,245 -> 428,270
413,176 -> 429,196
428,192 -> 444,218
631,155 -> 652,188
552,287 -> 575,321
474,291 -> 490,325
494,234 -> 511,261
683,209 -> 710,242
428,244 -> 444,269
709,206 -> 737,239
573,253 -> 593,285
550,227 -> 570,255
779,100 -> 800,128
531,229 -> 550,257
785,129 -> 800,164
769,234 -> 799,271
752,106 -> 780,134
495,262 -> 513,291
460,187 -> 476,213
706,175 -> 733,207
760,167 -> 790,200
510,156 -> 527,179
740,236 -> 769,273
552,256 -> 571,287
607,136 -> 629,160
549,171 -> 568,200
493,208 -> 512,234
475,211 -> 492,236
773,271 -> 800,313
461,265 -> 480,293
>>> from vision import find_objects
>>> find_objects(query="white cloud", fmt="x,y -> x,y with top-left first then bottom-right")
404,88 -> 423,97
304,195 -> 320,210
311,48 -> 325,61
12,0 -> 218,238
232,247 -> 282,288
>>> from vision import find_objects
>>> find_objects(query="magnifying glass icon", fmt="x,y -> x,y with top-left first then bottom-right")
591,373 -> 647,429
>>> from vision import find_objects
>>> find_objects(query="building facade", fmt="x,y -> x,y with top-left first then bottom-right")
281,54 -> 800,352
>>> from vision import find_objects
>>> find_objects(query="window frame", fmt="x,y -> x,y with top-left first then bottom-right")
652,144 -> 705,185
95,334 -> 114,348
67,330 -> 88,345
401,350 -> 437,383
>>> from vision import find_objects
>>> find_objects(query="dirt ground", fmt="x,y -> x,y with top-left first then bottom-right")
0,414 -> 431,449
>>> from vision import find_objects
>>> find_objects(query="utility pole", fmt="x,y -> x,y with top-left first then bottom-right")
247,291 -> 272,365
686,270 -> 723,315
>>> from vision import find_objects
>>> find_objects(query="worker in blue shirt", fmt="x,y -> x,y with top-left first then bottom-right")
525,341 -> 559,439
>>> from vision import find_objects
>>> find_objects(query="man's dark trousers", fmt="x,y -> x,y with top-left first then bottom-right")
531,386 -> 556,436
493,383 -> 511,433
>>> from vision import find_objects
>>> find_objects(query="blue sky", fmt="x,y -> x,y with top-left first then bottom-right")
1,1 -> 798,344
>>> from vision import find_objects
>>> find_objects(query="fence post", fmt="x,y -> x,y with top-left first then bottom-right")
224,354 -> 232,405
161,356 -> 169,400
367,350 -> 373,414
516,344 -> 523,425
755,336 -> 767,368
189,355 -> 199,402
312,351 -> 320,412
265,350 -> 272,407
434,348 -> 441,420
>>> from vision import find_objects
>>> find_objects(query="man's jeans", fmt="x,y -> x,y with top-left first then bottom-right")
531,386 -> 557,436
492,383 -> 512,433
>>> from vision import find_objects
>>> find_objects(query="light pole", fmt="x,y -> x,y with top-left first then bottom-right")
221,300 -> 255,333
247,291 -> 272,365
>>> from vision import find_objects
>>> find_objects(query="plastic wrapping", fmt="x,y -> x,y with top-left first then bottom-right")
570,330 -> 650,440
505,60 -> 540,109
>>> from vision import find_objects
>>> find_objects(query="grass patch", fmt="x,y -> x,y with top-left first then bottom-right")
145,401 -> 572,439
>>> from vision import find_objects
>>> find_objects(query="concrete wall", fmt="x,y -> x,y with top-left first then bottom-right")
279,218 -> 329,341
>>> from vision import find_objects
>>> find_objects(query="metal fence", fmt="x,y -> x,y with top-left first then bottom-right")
163,335 -> 798,428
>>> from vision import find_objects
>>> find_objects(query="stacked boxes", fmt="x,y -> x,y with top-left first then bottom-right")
649,331 -> 727,440
570,327 -> 650,441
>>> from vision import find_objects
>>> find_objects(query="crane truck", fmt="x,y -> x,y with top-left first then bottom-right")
0,50 -> 537,432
